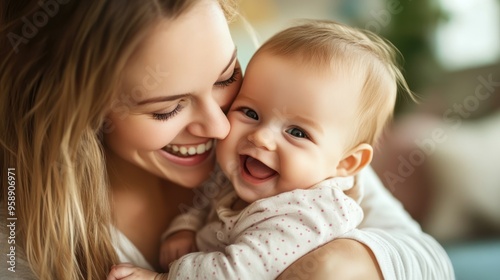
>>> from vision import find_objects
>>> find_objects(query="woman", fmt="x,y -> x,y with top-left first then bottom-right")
0,0 -> 453,279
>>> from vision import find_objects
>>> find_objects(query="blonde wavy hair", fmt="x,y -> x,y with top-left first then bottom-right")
0,0 -> 238,279
256,19 -> 416,148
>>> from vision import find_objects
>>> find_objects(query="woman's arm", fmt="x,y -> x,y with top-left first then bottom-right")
279,166 -> 455,280
277,237 -> 382,280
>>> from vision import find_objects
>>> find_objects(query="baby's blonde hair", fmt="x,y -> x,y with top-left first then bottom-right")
256,19 -> 415,147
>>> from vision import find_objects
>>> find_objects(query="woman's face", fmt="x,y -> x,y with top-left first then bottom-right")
104,0 -> 242,188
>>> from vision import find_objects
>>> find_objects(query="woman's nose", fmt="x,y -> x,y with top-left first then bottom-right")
187,100 -> 230,139
247,126 -> 277,151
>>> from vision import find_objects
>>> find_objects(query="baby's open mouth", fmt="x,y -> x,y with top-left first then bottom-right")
162,140 -> 213,158
241,155 -> 277,180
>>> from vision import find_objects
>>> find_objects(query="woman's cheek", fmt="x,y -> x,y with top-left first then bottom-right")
114,117 -> 178,150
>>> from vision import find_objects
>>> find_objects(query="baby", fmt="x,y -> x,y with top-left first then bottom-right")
108,19 -> 413,280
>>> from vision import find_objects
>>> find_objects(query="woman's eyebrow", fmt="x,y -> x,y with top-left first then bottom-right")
137,93 -> 190,105
220,48 -> 237,75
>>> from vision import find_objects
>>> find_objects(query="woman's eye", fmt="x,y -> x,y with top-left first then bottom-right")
286,127 -> 308,139
152,104 -> 184,121
214,68 -> 241,87
242,108 -> 258,120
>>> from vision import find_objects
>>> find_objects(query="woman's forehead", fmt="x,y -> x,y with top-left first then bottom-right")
120,2 -> 235,98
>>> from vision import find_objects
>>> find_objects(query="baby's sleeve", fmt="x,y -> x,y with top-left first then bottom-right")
168,186 -> 363,279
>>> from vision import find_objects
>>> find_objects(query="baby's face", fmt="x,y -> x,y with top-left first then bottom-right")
216,52 -> 363,203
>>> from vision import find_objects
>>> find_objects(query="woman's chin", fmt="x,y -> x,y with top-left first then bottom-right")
176,175 -> 210,189
166,161 -> 215,189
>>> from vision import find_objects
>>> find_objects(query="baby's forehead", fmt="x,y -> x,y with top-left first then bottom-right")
252,49 -> 367,80
246,50 -> 367,102
248,53 -> 365,112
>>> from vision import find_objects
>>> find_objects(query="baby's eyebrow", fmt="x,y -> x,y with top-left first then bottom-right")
293,115 -> 323,134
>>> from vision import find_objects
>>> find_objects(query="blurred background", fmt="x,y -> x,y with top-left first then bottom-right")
230,0 -> 500,279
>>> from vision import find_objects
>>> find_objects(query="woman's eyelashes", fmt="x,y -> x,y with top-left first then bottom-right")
214,67 -> 241,87
150,66 -> 241,122
152,103 -> 184,121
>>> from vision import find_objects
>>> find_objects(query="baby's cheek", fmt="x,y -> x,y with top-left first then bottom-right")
216,140 -> 231,166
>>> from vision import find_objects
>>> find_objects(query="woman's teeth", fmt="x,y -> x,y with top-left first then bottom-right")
163,140 -> 213,157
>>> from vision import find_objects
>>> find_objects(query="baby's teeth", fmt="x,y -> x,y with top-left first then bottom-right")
188,147 -> 196,155
197,143 -> 206,154
206,140 -> 212,150
179,147 -> 188,155
172,146 -> 179,152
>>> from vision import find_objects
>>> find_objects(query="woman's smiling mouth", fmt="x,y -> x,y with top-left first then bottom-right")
163,139 -> 213,157
159,140 -> 215,166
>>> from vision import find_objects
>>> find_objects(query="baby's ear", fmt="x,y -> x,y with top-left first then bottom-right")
336,143 -> 373,177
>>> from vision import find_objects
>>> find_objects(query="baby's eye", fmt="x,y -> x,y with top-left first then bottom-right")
286,127 -> 308,139
242,108 -> 259,120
